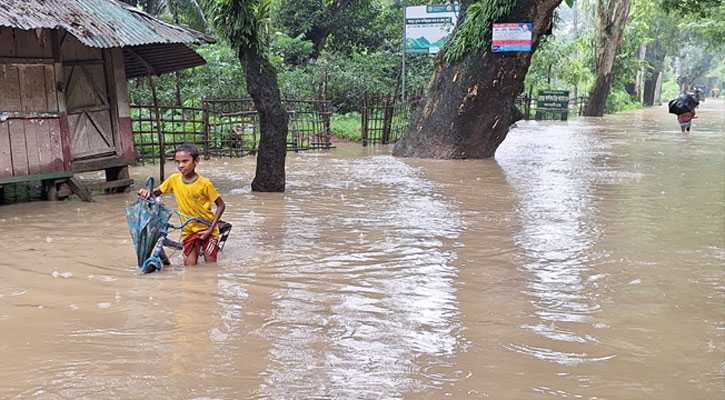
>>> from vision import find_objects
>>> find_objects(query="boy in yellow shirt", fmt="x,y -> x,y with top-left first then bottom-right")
138,143 -> 226,265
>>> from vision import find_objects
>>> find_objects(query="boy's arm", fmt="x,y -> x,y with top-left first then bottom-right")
200,196 -> 225,240
138,186 -> 163,198
139,175 -> 173,198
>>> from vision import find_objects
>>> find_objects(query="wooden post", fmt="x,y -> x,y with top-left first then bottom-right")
51,29 -> 72,171
202,99 -> 210,159
382,97 -> 393,144
361,96 -> 369,147
319,75 -> 331,148
148,76 -> 164,181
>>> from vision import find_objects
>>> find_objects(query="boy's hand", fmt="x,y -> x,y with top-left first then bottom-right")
198,229 -> 212,241
138,188 -> 151,199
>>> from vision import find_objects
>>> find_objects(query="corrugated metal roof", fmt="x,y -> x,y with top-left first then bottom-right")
0,0 -> 215,48
123,44 -> 207,78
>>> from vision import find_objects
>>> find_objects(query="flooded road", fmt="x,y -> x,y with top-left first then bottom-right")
1,100 -> 723,399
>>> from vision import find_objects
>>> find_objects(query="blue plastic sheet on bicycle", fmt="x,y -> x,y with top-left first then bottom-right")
125,179 -> 173,271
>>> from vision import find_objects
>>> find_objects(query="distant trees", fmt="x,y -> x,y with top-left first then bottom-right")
583,0 -> 631,116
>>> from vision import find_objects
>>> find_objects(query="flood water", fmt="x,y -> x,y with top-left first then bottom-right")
1,100 -> 723,399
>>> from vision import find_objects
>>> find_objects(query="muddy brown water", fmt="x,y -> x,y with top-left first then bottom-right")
1,101 -> 723,399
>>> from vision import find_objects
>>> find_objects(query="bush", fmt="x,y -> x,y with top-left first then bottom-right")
330,112 -> 361,141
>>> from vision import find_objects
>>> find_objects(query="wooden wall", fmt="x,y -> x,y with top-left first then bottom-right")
0,28 -> 65,178
0,27 -> 133,179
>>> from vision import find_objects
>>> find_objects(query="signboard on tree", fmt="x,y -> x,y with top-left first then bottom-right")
492,23 -> 533,52
405,5 -> 460,55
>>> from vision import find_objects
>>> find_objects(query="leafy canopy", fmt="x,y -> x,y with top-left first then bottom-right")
204,0 -> 272,51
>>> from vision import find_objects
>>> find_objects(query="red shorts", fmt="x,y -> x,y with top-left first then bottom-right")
182,233 -> 220,260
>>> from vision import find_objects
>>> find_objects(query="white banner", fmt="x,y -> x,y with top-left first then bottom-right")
405,5 -> 459,55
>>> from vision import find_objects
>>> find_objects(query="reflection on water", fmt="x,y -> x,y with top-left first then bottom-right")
499,121 -> 614,364
257,156 -> 464,399
0,101 -> 723,399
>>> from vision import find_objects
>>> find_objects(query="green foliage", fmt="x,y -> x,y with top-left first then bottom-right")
525,32 -> 595,96
128,42 -> 246,104
605,86 -> 641,112
271,32 -> 314,65
278,49 -> 422,112
274,0 -> 386,56
661,76 -> 680,100
662,0 -> 723,17
204,0 -> 271,51
330,112 -> 362,141
678,2 -> 725,49
443,0 -> 517,64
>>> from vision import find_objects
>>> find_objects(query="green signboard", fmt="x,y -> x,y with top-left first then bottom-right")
537,90 -> 569,111
536,90 -> 570,120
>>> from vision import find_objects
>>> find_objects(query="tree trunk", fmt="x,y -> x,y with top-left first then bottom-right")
643,40 -> 666,106
174,71 -> 183,106
306,26 -> 332,59
635,43 -> 647,104
304,0 -> 354,60
239,48 -> 289,192
583,0 -> 631,117
393,0 -> 562,159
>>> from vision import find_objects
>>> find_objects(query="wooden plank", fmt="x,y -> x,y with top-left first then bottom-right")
33,119 -> 54,174
85,178 -> 134,192
14,29 -> 52,58
87,110 -> 114,148
8,120 -> 28,176
0,170 -> 72,185
58,114 -> 72,170
0,65 -> 22,111
44,65 -> 58,112
84,65 -> 108,103
0,57 -> 54,64
72,155 -> 129,173
67,177 -> 94,202
65,65 -> 105,111
47,118 -> 64,171
64,105 -> 108,114
59,35 -> 101,61
2,112 -> 61,119
0,122 -> 12,177
19,65 -> 50,112
112,48 -> 130,118
62,59 -> 104,66
104,49 -> 122,159
68,112 -> 86,155
24,120 -> 41,175
0,28 -> 16,57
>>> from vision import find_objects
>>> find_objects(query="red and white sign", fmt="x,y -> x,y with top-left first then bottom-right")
492,23 -> 533,53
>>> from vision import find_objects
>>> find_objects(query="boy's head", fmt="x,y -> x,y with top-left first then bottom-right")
175,143 -> 199,176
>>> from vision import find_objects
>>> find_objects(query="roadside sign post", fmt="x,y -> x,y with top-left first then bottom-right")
536,90 -> 570,121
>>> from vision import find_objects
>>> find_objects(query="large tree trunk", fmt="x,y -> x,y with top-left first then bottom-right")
393,0 -> 562,159
240,48 -> 289,192
583,0 -> 631,117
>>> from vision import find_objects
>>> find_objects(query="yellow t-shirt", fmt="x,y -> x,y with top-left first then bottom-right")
159,173 -> 221,238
